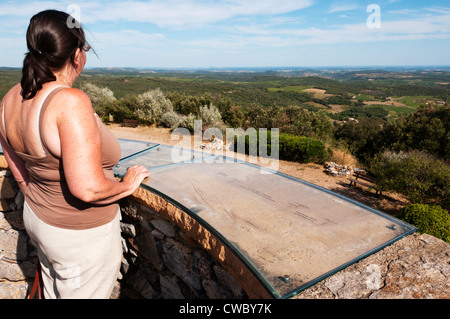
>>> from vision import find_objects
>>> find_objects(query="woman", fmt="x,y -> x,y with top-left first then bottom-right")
0,10 -> 150,298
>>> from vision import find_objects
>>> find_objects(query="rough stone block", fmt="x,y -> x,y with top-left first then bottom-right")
151,219 -> 176,237
127,271 -> 155,299
162,238 -> 203,292
128,232 -> 162,271
0,260 -> 27,281
0,281 -> 28,299
214,265 -> 246,298
202,278 -> 233,299
120,222 -> 136,237
0,229 -> 28,261
0,175 -> 17,199
159,273 -> 185,299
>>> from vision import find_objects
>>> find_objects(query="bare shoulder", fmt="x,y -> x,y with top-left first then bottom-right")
53,87 -> 91,106
1,84 -> 22,104
51,87 -> 94,116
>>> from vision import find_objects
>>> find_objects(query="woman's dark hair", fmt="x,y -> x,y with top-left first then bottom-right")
21,10 -> 90,100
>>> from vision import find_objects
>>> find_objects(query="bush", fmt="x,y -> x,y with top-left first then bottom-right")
161,111 -> 181,129
234,131 -> 332,164
79,83 -> 116,118
334,116 -> 385,162
381,104 -> 449,162
271,105 -> 334,142
178,114 -> 197,132
222,105 -> 245,128
104,100 -> 135,123
133,89 -> 173,124
399,204 -> 450,243
369,150 -> 449,208
199,103 -> 222,129
243,104 -> 271,129
80,82 -> 116,105
279,133 -> 332,164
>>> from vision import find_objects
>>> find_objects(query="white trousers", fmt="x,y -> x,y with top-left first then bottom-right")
23,201 -> 122,299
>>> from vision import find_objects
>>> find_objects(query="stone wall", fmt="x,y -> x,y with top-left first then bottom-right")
117,197 -> 248,299
1,165 -> 449,299
0,170 -> 33,299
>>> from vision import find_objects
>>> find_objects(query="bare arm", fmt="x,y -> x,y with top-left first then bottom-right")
0,133 -> 29,194
0,97 -> 29,195
56,89 -> 149,205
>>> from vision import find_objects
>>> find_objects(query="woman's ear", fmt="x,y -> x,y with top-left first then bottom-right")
72,48 -> 85,72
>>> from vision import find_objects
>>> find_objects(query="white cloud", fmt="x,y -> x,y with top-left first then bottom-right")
327,1 -> 359,14
0,1 -> 61,17
77,0 -> 314,29
183,10 -> 450,51
425,6 -> 450,14
387,9 -> 420,15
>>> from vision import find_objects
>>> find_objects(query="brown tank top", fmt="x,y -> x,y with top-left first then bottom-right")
2,87 -> 121,230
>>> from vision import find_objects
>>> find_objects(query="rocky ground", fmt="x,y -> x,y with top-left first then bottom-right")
294,233 -> 449,299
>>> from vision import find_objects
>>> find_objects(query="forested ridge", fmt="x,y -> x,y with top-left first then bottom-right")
1,67 -> 449,241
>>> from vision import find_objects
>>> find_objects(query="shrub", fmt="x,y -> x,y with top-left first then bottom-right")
80,82 -> 116,105
79,83 -> 116,118
243,104 -> 271,129
369,150 -> 449,208
222,105 -> 245,128
199,103 -> 222,129
104,100 -> 135,123
279,133 -> 331,164
133,89 -> 173,124
399,204 -> 450,243
178,114 -> 197,133
270,105 -> 334,142
161,111 -> 182,129
234,131 -> 331,164
381,104 -> 449,162
334,116 -> 385,163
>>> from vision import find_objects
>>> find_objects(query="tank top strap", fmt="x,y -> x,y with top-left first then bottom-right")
1,99 -> 9,146
1,100 -> 6,138
37,86 -> 69,155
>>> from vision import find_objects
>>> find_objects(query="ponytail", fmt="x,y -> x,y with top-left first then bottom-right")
21,51 -> 57,100
20,10 -> 90,100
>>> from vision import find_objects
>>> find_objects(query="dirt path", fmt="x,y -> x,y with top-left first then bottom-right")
107,124 -> 409,217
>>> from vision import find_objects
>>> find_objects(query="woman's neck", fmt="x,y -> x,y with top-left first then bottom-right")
53,63 -> 80,87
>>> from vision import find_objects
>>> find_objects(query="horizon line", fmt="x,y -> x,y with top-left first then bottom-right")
2,65 -> 450,71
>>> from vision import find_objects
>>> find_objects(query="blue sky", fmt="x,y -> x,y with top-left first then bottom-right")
1,0 -> 450,68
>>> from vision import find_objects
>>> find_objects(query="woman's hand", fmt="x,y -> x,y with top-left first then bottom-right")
122,165 -> 151,194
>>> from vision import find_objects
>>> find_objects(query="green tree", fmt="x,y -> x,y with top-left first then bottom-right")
400,204 -> 450,243
369,150 -> 449,209
381,104 -> 449,161
270,105 -> 334,142
334,116 -> 385,163
243,104 -> 271,129
222,105 -> 245,128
